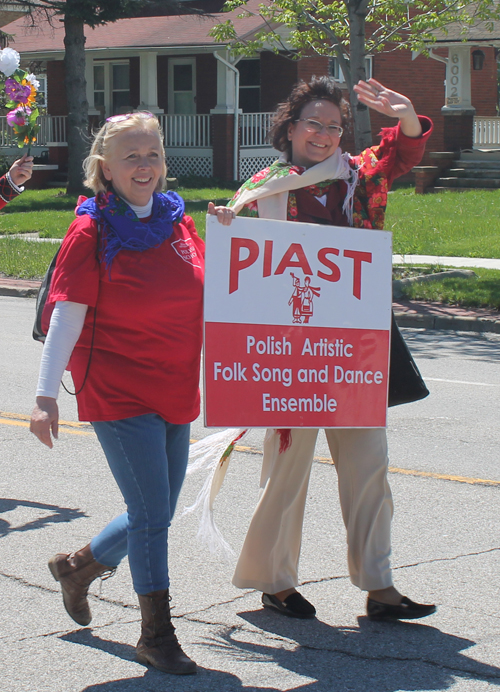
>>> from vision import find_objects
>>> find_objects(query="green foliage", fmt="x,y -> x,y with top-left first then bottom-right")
211,1 -> 500,65
0,155 -> 12,177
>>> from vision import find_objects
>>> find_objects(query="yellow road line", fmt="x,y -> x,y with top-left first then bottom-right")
0,410 -> 90,428
0,412 -> 94,436
387,466 -> 500,487
236,447 -> 500,487
2,414 -> 499,487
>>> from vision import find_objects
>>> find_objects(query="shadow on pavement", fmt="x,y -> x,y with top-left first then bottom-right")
61,629 -> 137,663
63,630 -> 260,692
79,669 -> 249,692
0,497 -> 86,538
212,608 -> 500,691
58,609 -> 500,691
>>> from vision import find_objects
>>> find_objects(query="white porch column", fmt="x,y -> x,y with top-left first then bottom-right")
85,57 -> 99,116
443,45 -> 474,112
211,50 -> 237,114
139,52 -> 163,114
441,45 -> 475,151
210,51 -> 242,180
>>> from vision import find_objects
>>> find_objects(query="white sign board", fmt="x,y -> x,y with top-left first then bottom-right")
204,215 -> 392,428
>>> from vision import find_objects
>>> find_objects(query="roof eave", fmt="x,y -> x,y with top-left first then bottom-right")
18,42 -> 230,59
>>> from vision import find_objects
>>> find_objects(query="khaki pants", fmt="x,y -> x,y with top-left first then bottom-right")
232,427 -> 393,593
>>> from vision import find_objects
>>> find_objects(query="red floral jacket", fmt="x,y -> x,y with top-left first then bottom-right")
237,116 -> 433,230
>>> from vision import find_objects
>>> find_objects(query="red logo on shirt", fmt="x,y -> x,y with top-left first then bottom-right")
171,238 -> 202,268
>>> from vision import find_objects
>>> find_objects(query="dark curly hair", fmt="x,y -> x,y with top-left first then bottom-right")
269,76 -> 351,160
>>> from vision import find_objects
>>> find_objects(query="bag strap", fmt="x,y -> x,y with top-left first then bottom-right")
61,224 -> 101,396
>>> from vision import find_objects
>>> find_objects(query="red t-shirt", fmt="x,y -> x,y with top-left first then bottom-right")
47,212 -> 204,424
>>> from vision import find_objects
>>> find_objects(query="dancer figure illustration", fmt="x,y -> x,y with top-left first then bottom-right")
289,273 -> 321,323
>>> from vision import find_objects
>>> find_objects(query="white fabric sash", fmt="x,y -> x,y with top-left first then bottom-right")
231,150 -> 358,225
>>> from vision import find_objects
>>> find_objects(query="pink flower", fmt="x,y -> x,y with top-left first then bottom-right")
5,78 -> 31,104
250,167 -> 270,183
6,107 -> 30,127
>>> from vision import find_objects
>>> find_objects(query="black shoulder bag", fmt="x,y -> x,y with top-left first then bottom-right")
388,312 -> 429,407
32,229 -> 101,396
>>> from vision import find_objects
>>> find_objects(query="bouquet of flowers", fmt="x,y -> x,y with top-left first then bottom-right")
0,47 -> 39,150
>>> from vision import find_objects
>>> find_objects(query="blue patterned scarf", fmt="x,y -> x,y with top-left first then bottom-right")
76,189 -> 185,271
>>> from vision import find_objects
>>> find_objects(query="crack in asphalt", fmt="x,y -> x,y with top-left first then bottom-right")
3,543 -> 499,618
172,620 -> 500,681
179,589 -> 252,618
392,545 -> 500,571
3,577 -> 500,684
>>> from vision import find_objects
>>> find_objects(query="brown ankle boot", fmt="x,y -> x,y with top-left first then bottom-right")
48,544 -> 114,626
136,590 -> 197,675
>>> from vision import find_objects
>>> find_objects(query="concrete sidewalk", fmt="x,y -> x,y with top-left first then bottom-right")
3,253 -> 500,333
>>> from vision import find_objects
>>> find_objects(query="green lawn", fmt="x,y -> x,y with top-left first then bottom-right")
386,188 -> 500,258
393,266 -> 500,309
0,237 -> 59,279
3,186 -> 500,254
2,187 -> 500,311
0,187 -> 231,238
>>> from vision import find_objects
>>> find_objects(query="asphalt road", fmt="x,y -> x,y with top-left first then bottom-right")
1,295 -> 499,692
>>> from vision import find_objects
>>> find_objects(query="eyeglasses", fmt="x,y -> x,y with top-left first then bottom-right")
106,111 -> 155,123
295,119 -> 343,137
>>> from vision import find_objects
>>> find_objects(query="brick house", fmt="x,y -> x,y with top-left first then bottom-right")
1,0 -> 499,182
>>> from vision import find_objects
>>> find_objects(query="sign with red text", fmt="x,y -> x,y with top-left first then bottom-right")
204,215 -> 392,428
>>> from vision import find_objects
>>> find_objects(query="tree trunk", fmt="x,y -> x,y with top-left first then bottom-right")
347,0 -> 372,153
64,10 -> 88,194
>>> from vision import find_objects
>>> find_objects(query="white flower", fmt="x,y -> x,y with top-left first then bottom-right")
26,73 -> 40,90
0,47 -> 20,77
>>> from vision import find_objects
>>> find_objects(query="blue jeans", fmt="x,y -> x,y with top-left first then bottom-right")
89,414 -> 190,595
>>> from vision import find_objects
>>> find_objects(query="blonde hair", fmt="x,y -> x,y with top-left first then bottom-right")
83,112 -> 167,194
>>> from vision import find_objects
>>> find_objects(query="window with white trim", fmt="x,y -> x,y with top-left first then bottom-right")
168,58 -> 196,114
94,64 -> 105,119
93,61 -> 131,119
329,56 -> 373,84
112,62 -> 130,114
35,74 -> 47,108
238,58 -> 260,113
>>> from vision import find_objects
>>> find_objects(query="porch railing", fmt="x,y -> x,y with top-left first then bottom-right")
159,114 -> 211,148
0,112 -> 278,152
0,117 -> 17,146
38,115 -> 67,144
240,112 -> 274,147
473,116 -> 500,148
0,114 -> 67,147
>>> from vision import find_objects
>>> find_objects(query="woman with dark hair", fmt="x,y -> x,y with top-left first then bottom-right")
209,76 -> 435,622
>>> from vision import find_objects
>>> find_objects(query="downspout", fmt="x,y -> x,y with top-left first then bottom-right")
412,48 -> 448,65
214,51 -> 240,181
428,48 -> 448,65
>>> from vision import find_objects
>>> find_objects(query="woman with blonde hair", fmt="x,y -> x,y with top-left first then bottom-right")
31,111 -> 203,675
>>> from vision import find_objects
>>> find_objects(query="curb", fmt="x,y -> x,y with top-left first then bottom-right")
1,279 -> 500,334
0,281 -> 40,298
394,311 -> 500,334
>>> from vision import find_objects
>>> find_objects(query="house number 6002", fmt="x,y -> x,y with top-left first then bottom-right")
450,53 -> 460,95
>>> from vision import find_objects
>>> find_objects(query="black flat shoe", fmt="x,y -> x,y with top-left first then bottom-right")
262,592 -> 316,619
367,595 -> 436,621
